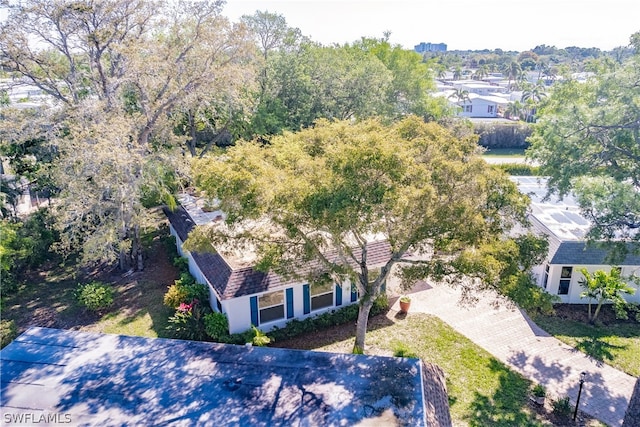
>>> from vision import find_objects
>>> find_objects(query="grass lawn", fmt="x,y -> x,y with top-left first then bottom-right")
481,147 -> 527,157
533,313 -> 640,377
2,223 -> 179,341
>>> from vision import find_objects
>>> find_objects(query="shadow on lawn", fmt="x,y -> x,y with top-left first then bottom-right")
574,335 -> 627,367
467,358 -> 541,427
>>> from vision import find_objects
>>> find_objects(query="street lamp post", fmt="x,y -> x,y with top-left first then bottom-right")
573,371 -> 587,421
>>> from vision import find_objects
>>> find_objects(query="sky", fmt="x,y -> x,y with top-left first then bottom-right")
222,0 -> 640,52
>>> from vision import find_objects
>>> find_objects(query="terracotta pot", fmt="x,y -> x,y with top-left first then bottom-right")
399,300 -> 411,313
530,395 -> 545,405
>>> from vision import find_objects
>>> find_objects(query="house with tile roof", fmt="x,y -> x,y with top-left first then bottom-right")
513,176 -> 640,304
164,194 -> 392,334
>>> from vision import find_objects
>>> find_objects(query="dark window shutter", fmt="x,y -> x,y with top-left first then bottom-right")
350,285 -> 358,302
303,284 -> 310,314
250,296 -> 259,326
335,284 -> 342,306
286,288 -> 294,319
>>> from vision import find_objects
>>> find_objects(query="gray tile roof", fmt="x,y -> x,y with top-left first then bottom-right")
550,241 -> 640,266
164,206 -> 393,300
1,327 -> 451,426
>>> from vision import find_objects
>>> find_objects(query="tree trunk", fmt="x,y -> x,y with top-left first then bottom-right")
119,247 -> 128,271
353,298 -> 374,354
592,300 -> 605,323
133,225 -> 144,271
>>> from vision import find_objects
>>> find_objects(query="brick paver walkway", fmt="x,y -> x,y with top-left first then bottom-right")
390,280 -> 637,427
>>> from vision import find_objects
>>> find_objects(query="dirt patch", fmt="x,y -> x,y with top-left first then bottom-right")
552,303 -> 637,326
5,225 -> 179,336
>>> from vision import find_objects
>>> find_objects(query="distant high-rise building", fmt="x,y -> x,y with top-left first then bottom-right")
414,42 -> 447,53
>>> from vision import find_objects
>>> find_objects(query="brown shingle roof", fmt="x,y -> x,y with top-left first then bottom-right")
624,379 -> 640,427
164,206 -> 392,300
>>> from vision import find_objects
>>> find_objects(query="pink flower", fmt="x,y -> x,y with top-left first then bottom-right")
178,302 -> 193,313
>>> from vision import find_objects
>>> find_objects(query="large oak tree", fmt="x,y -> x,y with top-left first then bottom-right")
0,0 -> 256,269
189,117 -> 529,352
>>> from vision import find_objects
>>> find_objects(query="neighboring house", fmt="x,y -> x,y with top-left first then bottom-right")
513,176 -> 640,304
438,91 -> 509,118
451,81 -> 509,95
1,327 -> 452,426
164,194 -> 391,334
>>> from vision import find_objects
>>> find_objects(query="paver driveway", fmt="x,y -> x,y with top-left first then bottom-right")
390,280 -> 638,427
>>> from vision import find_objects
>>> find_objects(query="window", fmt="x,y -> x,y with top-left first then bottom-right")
543,264 -> 549,289
259,291 -> 285,323
311,282 -> 334,311
558,266 -> 572,295
487,105 -> 494,114
463,105 -> 472,112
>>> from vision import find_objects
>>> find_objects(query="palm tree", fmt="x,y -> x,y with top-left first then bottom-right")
543,66 -> 557,85
521,82 -> 547,121
448,88 -> 470,103
536,59 -> 548,81
504,101 -> 523,121
448,88 -> 471,115
473,65 -> 489,81
452,66 -> 462,81
502,61 -> 521,90
521,82 -> 547,104
579,268 -> 636,324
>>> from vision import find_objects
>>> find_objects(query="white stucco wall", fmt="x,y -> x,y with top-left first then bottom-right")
457,99 -> 498,118
543,264 -> 640,304
225,282 -> 356,334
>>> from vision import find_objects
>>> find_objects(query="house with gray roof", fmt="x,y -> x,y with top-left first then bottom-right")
0,327 -> 452,426
164,194 -> 392,335
513,176 -> 640,304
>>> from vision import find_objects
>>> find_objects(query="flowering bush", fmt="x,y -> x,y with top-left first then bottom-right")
167,298 -> 210,341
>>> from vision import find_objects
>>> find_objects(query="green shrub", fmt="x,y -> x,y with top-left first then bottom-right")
614,301 -> 640,323
552,396 -> 572,418
163,272 -> 207,308
373,293 -> 390,313
0,319 -> 17,348
474,121 -> 532,148
266,295 -> 388,343
163,283 -> 189,308
166,300 -> 211,341
251,326 -> 271,346
393,342 -> 417,358
494,163 -> 540,176
172,256 -> 189,273
74,282 -> 114,311
177,271 -> 196,287
532,384 -> 546,398
204,312 -> 230,341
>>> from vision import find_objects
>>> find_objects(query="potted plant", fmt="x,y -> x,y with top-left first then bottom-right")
399,296 -> 411,313
531,384 -> 546,405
